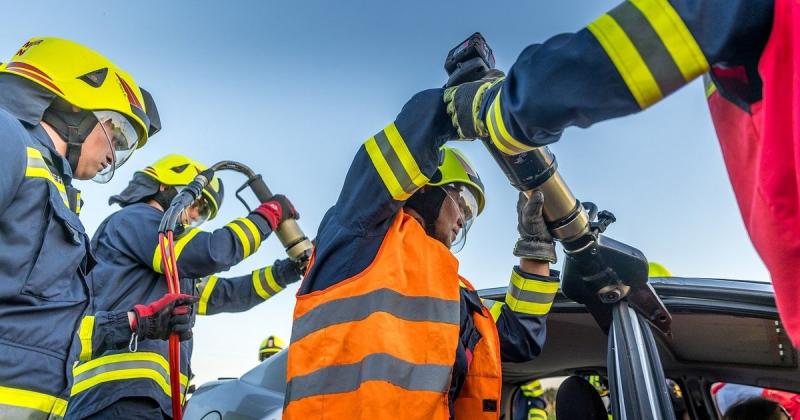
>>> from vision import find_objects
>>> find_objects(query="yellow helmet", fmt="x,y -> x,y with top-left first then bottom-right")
259,335 -> 286,361
647,262 -> 673,277
0,38 -> 160,181
428,147 -> 485,214
141,154 -> 224,222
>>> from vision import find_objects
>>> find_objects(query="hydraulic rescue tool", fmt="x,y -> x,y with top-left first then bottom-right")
157,161 -> 313,420
444,32 -> 672,334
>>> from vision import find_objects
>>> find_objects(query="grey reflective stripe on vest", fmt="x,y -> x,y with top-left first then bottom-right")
507,281 -> 557,304
72,360 -> 186,395
285,352 -> 452,403
0,404 -> 62,420
290,288 -> 460,342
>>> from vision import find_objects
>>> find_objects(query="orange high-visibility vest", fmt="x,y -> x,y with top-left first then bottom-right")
284,210 -> 501,419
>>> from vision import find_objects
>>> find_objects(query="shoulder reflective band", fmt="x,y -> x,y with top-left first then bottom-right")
78,315 -> 95,362
252,266 -> 283,300
703,73 -> 717,98
364,122 -> 429,201
487,89 -> 537,155
71,351 -> 189,400
285,352 -> 452,403
25,147 -> 70,208
505,270 -> 559,316
528,408 -> 548,420
522,380 -> 545,397
0,386 -> 67,420
151,228 -> 201,273
290,288 -> 460,343
225,217 -> 261,258
196,275 -> 219,315
587,0 -> 708,109
481,298 -> 506,323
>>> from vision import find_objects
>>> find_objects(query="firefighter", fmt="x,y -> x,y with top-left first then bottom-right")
442,0 -> 800,346
65,154 -> 303,419
0,37 -> 167,418
283,90 -> 560,418
259,335 -> 286,361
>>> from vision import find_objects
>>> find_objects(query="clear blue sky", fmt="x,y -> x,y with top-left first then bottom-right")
1,0 -> 768,385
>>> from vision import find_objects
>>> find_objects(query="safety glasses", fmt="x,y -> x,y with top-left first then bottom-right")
92,110 -> 142,183
444,183 -> 479,253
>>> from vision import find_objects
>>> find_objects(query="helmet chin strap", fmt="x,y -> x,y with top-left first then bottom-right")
41,105 -> 98,174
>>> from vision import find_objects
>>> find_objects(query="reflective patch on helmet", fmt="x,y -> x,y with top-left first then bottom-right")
6,61 -> 64,94
78,68 -> 108,88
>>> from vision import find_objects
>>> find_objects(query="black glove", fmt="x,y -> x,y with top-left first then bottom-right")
131,293 -> 198,341
443,69 -> 505,139
271,257 -> 304,288
513,191 -> 557,263
252,194 -> 299,231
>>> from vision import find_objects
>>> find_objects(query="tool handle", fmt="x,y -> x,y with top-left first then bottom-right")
247,174 -> 274,202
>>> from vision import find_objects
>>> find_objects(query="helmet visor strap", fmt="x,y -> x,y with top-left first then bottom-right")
444,184 -> 479,253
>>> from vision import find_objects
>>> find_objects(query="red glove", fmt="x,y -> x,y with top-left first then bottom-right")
253,194 -> 299,230
131,293 -> 198,341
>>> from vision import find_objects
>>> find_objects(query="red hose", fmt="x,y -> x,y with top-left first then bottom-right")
159,231 -> 184,420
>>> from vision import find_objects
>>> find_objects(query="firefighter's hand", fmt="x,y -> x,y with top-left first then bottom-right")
131,293 -> 198,341
253,194 -> 299,231
271,257 -> 304,288
443,69 -> 505,139
514,191 -> 556,263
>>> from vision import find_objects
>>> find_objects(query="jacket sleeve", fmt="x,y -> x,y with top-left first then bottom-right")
478,0 -> 774,153
302,89 -> 459,293
149,213 -> 273,279
194,263 -> 288,316
74,311 -> 133,362
0,113 -> 26,214
483,267 -> 560,362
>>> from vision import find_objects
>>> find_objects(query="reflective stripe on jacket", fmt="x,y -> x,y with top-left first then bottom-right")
285,211 -> 501,419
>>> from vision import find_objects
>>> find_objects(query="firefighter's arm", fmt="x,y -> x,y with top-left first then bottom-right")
74,311 -> 133,361
483,266 -> 559,362
0,114 -> 26,213
477,0 -> 774,152
150,213 -> 273,279
332,89 -> 458,233
194,258 -> 302,316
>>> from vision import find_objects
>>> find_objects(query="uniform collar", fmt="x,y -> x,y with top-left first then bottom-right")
0,75 -> 55,126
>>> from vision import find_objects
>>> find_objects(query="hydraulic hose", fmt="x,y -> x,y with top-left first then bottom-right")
157,161 -> 313,419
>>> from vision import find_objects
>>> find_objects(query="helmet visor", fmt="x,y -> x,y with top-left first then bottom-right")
444,184 -> 479,253
92,110 -> 141,183
181,195 -> 212,228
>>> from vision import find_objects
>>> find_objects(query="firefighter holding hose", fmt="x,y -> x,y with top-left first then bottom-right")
65,154 -> 303,419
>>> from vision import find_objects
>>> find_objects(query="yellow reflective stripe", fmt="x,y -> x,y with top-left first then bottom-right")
487,91 -> 536,155
265,266 -> 284,296
704,75 -> 717,98
0,386 -> 68,417
78,316 -> 95,362
588,14 -> 662,108
197,275 -> 219,315
481,298 -> 505,322
364,123 -> 429,201
630,0 -> 708,81
252,269 -> 270,300
505,270 -> 559,316
528,408 -> 548,420
240,217 -> 262,251
71,352 -> 189,400
226,219 -> 252,258
25,147 -> 69,207
151,228 -> 201,273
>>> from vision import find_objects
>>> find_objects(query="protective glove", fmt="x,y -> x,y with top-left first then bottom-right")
271,257 -> 304,287
131,293 -> 198,341
513,191 -> 557,263
252,194 -> 299,231
443,69 -> 505,139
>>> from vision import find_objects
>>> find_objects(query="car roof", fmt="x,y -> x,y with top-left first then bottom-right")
481,277 -> 800,393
